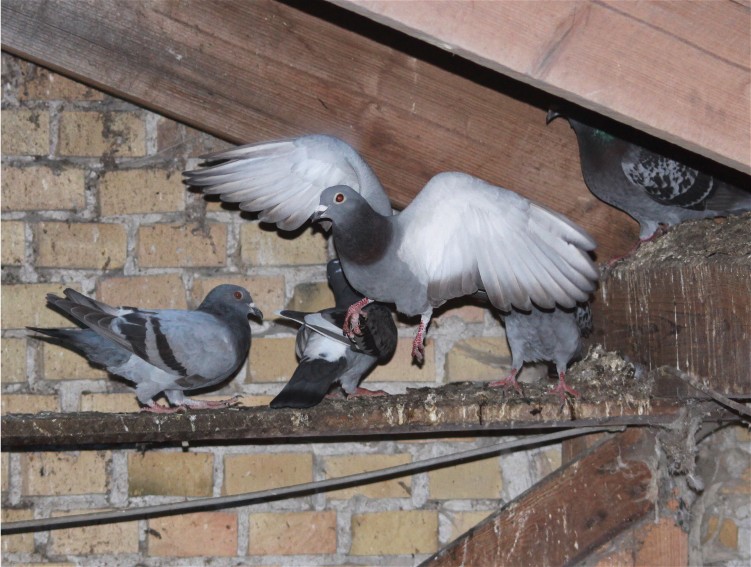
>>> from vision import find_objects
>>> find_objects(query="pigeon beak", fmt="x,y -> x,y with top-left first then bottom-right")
248,303 -> 264,321
545,108 -> 562,125
311,204 -> 329,222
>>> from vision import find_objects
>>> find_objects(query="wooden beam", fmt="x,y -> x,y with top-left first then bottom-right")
332,0 -> 751,175
422,428 -> 657,566
0,375 -> 738,449
1,0 -> 638,259
593,214 -> 751,395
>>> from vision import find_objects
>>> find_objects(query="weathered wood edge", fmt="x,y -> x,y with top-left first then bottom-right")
1,381 -> 738,449
421,428 -> 657,566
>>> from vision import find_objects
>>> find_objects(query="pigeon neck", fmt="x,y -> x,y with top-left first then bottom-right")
332,208 -> 393,266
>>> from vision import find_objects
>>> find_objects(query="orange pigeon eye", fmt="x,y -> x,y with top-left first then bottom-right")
234,291 -> 243,300
335,193 -> 345,203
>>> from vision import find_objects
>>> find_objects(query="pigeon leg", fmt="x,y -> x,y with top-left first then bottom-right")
608,224 -> 669,267
411,312 -> 432,364
343,298 -> 374,337
549,371 -> 580,403
140,402 -> 187,414
487,368 -> 522,394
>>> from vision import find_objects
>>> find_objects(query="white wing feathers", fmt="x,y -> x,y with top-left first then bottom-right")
184,135 -> 391,231
398,172 -> 597,312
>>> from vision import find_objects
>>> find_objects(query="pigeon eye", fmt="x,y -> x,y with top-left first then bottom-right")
234,291 -> 243,300
335,193 -> 345,203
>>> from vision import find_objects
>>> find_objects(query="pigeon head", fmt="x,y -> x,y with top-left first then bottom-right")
200,284 -> 263,321
313,185 -> 367,225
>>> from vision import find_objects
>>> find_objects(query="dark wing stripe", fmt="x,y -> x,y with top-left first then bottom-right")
119,314 -> 149,360
151,317 -> 188,376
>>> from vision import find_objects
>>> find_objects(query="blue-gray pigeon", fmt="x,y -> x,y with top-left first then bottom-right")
28,285 -> 262,413
548,110 -> 751,242
490,303 -> 592,402
313,174 -> 599,363
184,136 -> 598,365
270,259 -> 397,409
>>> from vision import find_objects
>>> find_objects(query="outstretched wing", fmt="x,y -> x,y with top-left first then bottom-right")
184,134 -> 393,230
397,172 -> 599,312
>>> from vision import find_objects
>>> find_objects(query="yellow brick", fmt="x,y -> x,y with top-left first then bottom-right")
1,452 -> 8,492
98,274 -> 188,310
99,168 -> 185,215
223,453 -> 313,495
435,304 -> 486,324
17,59 -> 104,101
1,283 -> 82,329
718,518 -> 738,549
42,342 -> 108,380
1,337 -> 27,384
1,109 -> 49,155
703,515 -> 719,544
248,511 -> 337,555
194,274 -> 285,317
351,510 -> 438,555
445,337 -> 511,382
429,457 -> 502,499
36,222 -> 127,269
324,454 -> 412,499
368,337 -> 436,382
247,337 -> 298,383
2,394 -> 59,415
80,393 -> 139,413
58,111 -> 145,157
1,508 -> 34,553
240,223 -> 328,266
129,452 -> 213,497
444,510 -> 493,542
138,223 -> 226,268
286,281 -> 335,313
21,451 -> 109,496
148,512 -> 238,557
1,220 -> 25,265
48,509 -> 139,554
735,425 -> 751,443
1,165 -> 85,211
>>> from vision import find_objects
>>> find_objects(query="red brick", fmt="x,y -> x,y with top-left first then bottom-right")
148,512 -> 238,557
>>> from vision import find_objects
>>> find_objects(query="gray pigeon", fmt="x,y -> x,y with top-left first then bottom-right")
489,304 -> 592,401
313,173 -> 599,363
183,134 -> 394,230
548,110 -> 751,241
270,259 -> 397,409
28,286 -> 263,413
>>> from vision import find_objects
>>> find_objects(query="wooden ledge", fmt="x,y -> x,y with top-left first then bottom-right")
1,360 -> 739,449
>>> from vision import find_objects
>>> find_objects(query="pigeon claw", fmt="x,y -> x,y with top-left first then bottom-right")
348,387 -> 388,398
488,370 -> 522,394
549,372 -> 580,404
141,403 -> 187,414
343,298 -> 373,338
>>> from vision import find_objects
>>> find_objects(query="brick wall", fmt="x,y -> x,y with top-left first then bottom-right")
3,53 -> 749,566
1,53 -> 562,565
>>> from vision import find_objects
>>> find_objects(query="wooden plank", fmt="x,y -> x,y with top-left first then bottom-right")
423,428 -> 657,566
0,378 -> 738,449
593,214 -> 751,395
0,0 -> 638,259
333,0 -> 751,174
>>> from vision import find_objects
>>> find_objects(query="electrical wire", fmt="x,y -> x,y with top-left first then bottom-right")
1,426 -> 623,535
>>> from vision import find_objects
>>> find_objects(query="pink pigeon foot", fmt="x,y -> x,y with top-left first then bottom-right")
182,395 -> 243,409
487,369 -> 522,394
549,372 -> 580,403
608,225 -> 668,267
343,298 -> 374,337
411,322 -> 426,364
348,387 -> 388,397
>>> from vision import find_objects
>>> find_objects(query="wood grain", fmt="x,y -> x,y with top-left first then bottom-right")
424,428 -> 657,567
1,0 -> 638,259
334,0 -> 751,174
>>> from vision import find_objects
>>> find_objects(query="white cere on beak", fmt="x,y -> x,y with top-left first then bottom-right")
315,204 -> 328,214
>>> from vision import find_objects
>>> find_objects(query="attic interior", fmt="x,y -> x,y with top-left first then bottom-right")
1,0 -> 750,565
